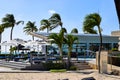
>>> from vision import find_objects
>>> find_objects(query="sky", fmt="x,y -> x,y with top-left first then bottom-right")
0,0 -> 119,42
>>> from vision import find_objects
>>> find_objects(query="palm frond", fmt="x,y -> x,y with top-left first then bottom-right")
23,21 -> 38,35
49,13 -> 62,31
0,25 -> 4,34
40,19 -> 50,32
71,28 -> 78,33
16,21 -> 24,25
83,13 -> 102,34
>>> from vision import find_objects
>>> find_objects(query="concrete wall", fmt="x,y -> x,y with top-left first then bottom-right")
96,51 -> 108,73
95,51 -> 120,75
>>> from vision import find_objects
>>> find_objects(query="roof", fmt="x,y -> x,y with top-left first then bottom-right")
30,32 -> 118,37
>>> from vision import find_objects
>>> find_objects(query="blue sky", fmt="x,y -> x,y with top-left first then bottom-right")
0,0 -> 119,42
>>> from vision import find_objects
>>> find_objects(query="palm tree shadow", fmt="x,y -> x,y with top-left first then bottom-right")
76,71 -> 94,74
103,73 -> 120,80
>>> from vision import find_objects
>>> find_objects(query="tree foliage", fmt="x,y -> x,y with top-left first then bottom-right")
83,13 -> 102,73
23,21 -> 38,40
2,14 -> 24,40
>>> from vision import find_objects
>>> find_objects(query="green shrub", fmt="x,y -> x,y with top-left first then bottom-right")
50,69 -> 66,72
43,62 -> 65,70
112,48 -> 118,51
69,66 -> 77,70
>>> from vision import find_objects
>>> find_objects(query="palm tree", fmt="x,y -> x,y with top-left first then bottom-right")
23,21 -> 38,41
71,28 -> 78,33
0,25 -> 4,43
49,28 -> 66,59
39,19 -> 51,33
83,13 -> 102,73
64,34 -> 78,69
2,14 -> 24,40
71,28 -> 79,60
61,27 -> 67,33
49,13 -> 63,30
0,25 -> 5,53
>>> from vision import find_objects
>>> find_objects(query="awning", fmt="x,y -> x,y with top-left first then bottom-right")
29,32 -> 49,41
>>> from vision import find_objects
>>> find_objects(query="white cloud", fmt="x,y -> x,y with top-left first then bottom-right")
48,10 -> 56,14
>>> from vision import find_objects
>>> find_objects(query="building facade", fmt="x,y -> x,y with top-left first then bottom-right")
69,34 -> 119,54
29,32 -> 119,55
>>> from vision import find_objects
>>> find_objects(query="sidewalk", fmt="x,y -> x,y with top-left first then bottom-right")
0,66 -> 21,72
0,68 -> 120,80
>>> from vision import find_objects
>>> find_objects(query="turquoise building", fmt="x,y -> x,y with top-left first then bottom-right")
29,32 -> 119,56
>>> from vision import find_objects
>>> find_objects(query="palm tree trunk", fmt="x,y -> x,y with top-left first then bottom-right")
10,27 -> 14,40
32,30 -> 34,41
98,25 -> 103,73
32,36 -> 34,41
47,28 -> 49,33
10,27 -> 14,60
67,49 -> 71,69
59,47 -> 63,60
